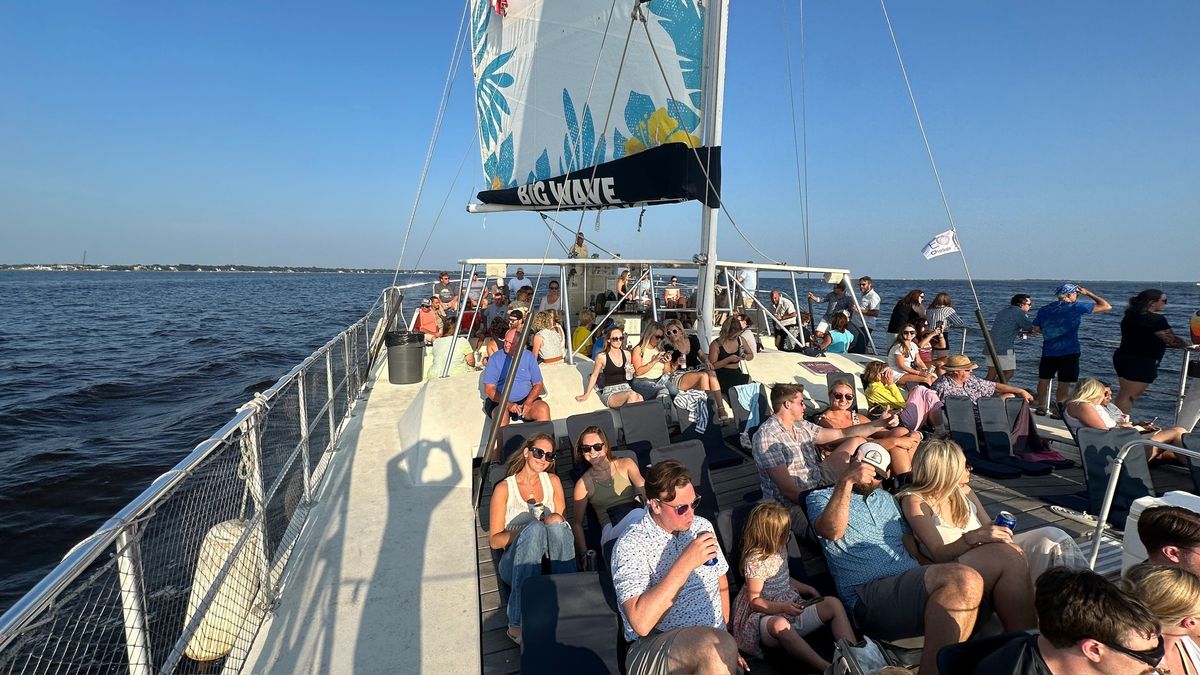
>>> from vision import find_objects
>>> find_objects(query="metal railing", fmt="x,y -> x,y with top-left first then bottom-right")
1086,439 -> 1198,570
0,286 -> 402,675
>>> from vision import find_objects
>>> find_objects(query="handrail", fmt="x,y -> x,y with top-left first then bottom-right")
1086,439 -> 1200,570
0,285 -> 396,660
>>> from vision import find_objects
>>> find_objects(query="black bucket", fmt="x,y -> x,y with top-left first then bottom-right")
385,331 -> 424,384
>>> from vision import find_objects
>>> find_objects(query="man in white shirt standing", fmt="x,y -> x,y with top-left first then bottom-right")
507,268 -> 533,298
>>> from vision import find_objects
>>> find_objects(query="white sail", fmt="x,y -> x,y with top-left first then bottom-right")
471,0 -> 718,211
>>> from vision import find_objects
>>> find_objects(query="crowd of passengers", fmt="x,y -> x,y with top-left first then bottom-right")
464,271 -> 1200,673
490,396 -> 1200,674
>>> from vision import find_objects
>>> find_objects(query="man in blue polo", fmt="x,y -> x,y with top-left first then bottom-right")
482,327 -> 551,458
1032,283 -> 1111,414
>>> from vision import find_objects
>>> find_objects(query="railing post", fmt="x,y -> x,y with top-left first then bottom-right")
115,527 -> 153,675
789,271 -> 806,345
342,332 -> 353,411
560,265 -> 573,366
296,368 -> 313,502
326,350 -> 337,445
647,266 -> 660,323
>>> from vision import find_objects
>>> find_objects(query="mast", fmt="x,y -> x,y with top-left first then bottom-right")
695,0 -> 729,345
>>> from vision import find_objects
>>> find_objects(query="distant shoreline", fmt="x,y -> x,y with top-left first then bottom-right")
0,264 -> 411,274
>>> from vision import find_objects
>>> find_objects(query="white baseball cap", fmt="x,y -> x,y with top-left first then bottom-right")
856,442 -> 891,477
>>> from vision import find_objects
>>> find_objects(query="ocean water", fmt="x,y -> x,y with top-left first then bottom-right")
0,271 -> 1195,613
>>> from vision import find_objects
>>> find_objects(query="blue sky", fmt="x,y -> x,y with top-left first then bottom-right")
1,1 -> 1196,280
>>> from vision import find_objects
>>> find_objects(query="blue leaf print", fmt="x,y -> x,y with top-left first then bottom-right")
624,91 -> 656,149
471,0 -> 490,69
485,134 -> 516,190
649,0 -> 705,110
581,103 -> 596,166
613,128 -> 627,160
563,89 -> 580,160
476,48 -> 516,149
562,134 -> 575,174
532,149 -> 551,182
666,98 -> 700,133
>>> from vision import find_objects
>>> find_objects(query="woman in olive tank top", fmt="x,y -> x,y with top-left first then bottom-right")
570,426 -> 647,553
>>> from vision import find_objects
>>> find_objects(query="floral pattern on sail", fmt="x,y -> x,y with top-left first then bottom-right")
472,0 -> 515,153
559,89 -> 606,176
615,93 -> 701,159
485,134 -> 516,190
649,0 -> 705,110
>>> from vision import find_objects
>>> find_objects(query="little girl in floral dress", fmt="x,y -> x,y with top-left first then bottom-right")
730,502 -> 858,670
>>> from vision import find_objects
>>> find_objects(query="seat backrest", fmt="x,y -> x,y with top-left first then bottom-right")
943,396 -> 981,454
567,410 -> 620,456
730,383 -> 771,440
501,420 -> 558,461
976,397 -> 1013,459
1004,397 -> 1025,429
520,572 -> 621,675
618,400 -> 672,462
650,440 -> 718,522
1079,427 -> 1154,526
1184,432 -> 1200,493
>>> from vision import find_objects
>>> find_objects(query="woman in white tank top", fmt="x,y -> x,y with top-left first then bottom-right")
487,433 -> 575,644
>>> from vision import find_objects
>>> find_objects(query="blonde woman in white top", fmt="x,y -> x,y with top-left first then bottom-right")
487,434 -> 574,644
1122,563 -> 1200,675
531,310 -> 565,363
898,438 -> 1085,586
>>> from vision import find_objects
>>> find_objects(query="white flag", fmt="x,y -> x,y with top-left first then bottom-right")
921,230 -> 960,260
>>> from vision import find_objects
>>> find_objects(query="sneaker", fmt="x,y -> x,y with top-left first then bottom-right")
506,625 -> 522,646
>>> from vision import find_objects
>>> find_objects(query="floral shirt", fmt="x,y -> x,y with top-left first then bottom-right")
752,415 -> 826,504
932,374 -> 996,405
611,510 -> 729,641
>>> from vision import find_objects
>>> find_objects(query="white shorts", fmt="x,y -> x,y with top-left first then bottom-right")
759,603 -> 825,648
988,349 -> 1016,371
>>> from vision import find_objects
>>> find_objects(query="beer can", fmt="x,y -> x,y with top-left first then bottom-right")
995,511 -> 1017,530
704,557 -> 719,567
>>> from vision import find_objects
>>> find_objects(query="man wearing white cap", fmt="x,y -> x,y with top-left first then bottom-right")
1032,283 -> 1111,414
507,267 -> 533,297
808,444 -> 1036,675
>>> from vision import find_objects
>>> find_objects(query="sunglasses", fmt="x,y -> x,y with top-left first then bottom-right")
527,447 -> 554,461
832,393 -> 854,401
667,328 -> 681,335
610,335 -> 625,342
549,285 -> 559,290
1100,634 -> 1165,669
652,333 -> 664,340
902,331 -> 917,336
656,496 -> 702,516
579,442 -> 605,455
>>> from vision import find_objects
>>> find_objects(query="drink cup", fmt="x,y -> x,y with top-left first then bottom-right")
995,511 -> 1017,531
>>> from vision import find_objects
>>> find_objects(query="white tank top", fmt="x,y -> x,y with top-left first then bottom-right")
503,472 -> 555,530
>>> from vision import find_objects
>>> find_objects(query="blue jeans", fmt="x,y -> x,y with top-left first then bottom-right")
498,521 -> 575,627
631,376 -> 669,401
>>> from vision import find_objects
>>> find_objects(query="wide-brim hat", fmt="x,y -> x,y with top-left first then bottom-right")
942,354 -> 979,371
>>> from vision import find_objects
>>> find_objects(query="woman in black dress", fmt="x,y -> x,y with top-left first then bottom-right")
886,289 -> 926,343
1113,289 -> 1189,414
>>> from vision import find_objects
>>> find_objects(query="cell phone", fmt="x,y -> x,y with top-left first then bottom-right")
936,320 -> 945,330
868,404 -> 886,418
799,596 -> 825,609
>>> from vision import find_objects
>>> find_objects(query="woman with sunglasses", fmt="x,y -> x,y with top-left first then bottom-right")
570,426 -> 646,553
888,324 -> 936,387
818,381 -> 920,476
661,319 -> 728,415
897,438 -> 1085,587
630,320 -> 672,400
710,315 -> 753,399
576,325 -> 644,408
1121,563 -> 1200,675
860,361 -> 944,432
538,280 -> 563,312
488,433 -> 575,644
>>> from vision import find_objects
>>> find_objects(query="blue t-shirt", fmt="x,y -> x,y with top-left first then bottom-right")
482,349 -> 543,402
1032,301 -> 1094,357
826,329 -> 853,354
806,487 -> 919,609
990,305 -> 1034,351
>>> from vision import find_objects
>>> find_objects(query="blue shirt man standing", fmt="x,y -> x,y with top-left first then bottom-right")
1031,283 -> 1111,414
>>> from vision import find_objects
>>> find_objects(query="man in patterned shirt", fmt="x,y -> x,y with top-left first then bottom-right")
611,460 -> 745,675
808,445 -> 1036,675
753,382 -> 902,539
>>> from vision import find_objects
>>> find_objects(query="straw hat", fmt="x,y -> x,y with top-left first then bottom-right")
942,354 -> 979,371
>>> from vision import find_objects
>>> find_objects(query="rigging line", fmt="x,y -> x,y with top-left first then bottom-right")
572,0 -> 641,236
798,0 -> 812,267
779,0 -> 810,266
539,214 -> 572,255
391,0 -> 471,289
541,212 -> 618,258
877,0 -> 982,307
565,0 -> 620,200
637,16 -> 784,265
411,139 -> 476,271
